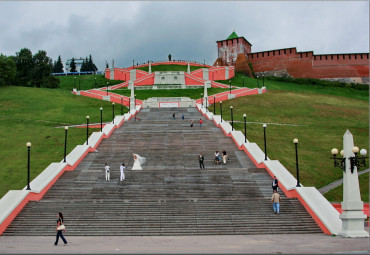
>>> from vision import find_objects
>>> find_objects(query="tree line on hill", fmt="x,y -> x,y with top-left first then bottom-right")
0,49 -> 99,88
0,48 -> 59,88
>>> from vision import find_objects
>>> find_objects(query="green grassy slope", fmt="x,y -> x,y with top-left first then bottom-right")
0,86 -> 126,198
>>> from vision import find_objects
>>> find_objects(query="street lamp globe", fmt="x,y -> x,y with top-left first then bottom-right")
360,149 -> 367,156
86,115 -> 89,119
263,123 -> 267,128
352,146 -> 359,154
65,126 -> 68,130
293,138 -> 298,144
340,150 -> 344,156
243,114 -> 246,118
26,142 -> 31,147
230,106 -> 233,109
331,148 -> 338,156
100,107 -> 103,111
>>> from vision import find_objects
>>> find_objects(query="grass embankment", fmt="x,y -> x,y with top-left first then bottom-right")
209,84 -> 368,202
112,88 -> 229,100
0,86 -> 127,198
324,173 -> 369,202
57,74 -> 123,91
136,64 -> 204,73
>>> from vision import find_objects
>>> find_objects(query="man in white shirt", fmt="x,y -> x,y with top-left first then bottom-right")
120,163 -> 125,181
105,163 -> 110,181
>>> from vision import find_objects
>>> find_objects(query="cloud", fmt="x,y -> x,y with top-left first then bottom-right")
0,1 -> 368,71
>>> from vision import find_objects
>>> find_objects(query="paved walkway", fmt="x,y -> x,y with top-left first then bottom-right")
318,168 -> 370,194
0,233 -> 369,254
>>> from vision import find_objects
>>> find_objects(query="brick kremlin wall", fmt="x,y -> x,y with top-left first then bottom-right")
246,47 -> 369,82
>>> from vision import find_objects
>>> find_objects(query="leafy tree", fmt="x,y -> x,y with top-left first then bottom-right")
13,48 -> 34,86
31,50 -> 53,87
0,54 -> 16,86
80,59 -> 87,72
70,58 -> 77,72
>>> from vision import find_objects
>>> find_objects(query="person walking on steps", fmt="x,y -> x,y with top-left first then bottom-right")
272,176 -> 279,192
271,190 -> 281,214
105,163 -> 110,181
198,153 -> 205,169
172,113 -> 176,120
120,163 -> 125,181
54,212 -> 68,246
199,118 -> 203,127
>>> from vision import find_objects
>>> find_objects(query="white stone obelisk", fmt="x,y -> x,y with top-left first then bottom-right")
149,61 -> 152,74
187,62 -> 190,74
338,130 -> 369,238
203,81 -> 208,108
129,81 -> 135,111
110,59 -> 115,80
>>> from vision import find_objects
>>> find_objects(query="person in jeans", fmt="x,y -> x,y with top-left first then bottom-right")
54,212 -> 68,246
271,190 -> 281,214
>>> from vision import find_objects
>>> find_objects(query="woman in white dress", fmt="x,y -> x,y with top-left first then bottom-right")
132,153 -> 146,170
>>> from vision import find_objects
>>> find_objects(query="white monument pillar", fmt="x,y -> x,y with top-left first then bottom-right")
187,62 -> 191,74
203,81 -> 209,108
225,67 -> 229,80
129,81 -> 135,111
130,69 -> 136,81
110,59 -> 115,80
338,130 -> 369,238
149,61 -> 152,74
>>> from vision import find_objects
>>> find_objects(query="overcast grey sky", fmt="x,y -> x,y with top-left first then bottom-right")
0,1 -> 368,71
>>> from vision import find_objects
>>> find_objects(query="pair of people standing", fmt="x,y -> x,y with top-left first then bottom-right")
104,163 -> 126,181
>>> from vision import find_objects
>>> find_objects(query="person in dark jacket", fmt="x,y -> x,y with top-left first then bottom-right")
272,176 -> 279,192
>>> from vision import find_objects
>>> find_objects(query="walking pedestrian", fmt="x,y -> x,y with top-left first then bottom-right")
199,118 -> 203,127
105,163 -> 110,181
214,151 -> 221,164
182,114 -> 184,120
54,212 -> 68,246
272,176 -> 279,192
120,163 -> 125,181
172,113 -> 176,120
222,150 -> 228,164
198,153 -> 205,169
271,190 -> 281,214
190,120 -> 193,127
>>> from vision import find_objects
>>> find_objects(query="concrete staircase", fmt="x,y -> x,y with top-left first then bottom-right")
3,108 -> 321,236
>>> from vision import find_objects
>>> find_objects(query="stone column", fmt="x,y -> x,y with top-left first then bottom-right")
225,67 -> 229,80
203,68 -> 209,80
129,81 -> 135,111
187,62 -> 191,74
338,130 -> 369,237
130,69 -> 136,81
149,61 -> 152,74
110,59 -> 115,80
203,81 -> 209,108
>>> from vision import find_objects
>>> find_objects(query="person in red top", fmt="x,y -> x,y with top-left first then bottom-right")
199,118 -> 203,127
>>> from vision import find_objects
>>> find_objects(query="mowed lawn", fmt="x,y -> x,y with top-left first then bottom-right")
211,88 -> 368,201
0,86 -> 126,198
